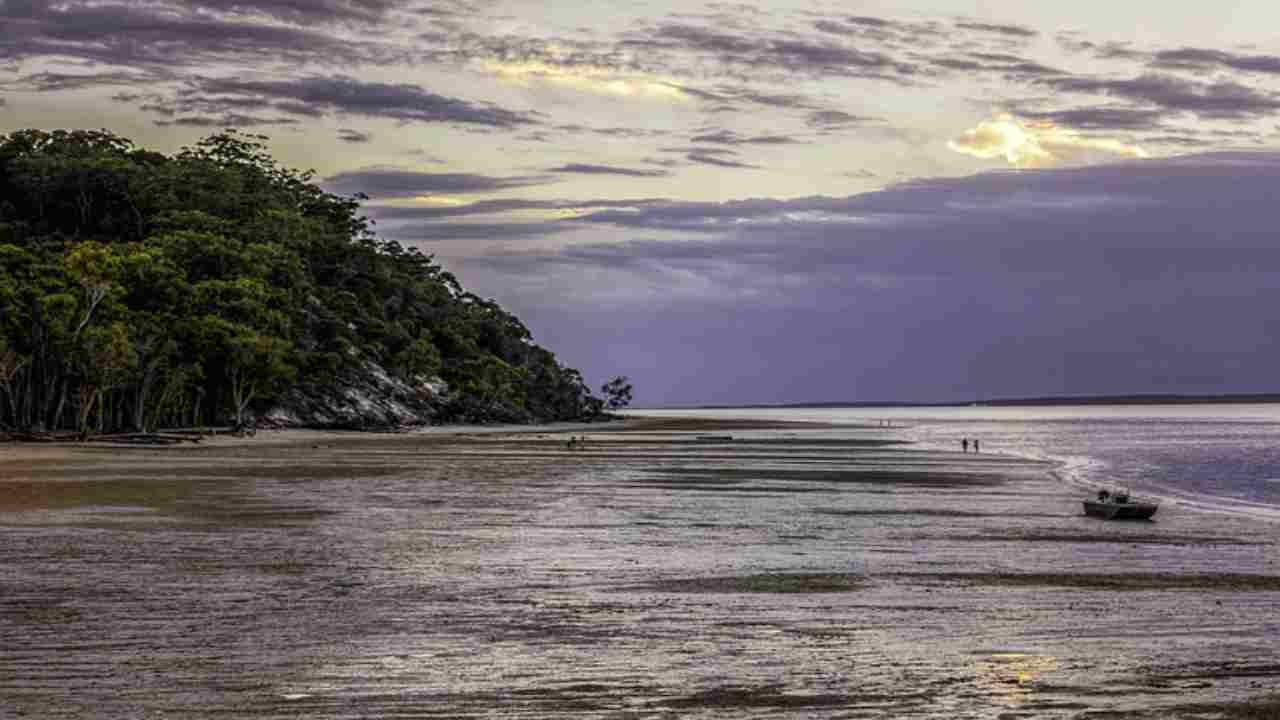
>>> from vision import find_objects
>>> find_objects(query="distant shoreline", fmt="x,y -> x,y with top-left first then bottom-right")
642,392 -> 1280,411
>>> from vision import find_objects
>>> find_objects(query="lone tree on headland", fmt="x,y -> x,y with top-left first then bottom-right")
601,376 -> 633,410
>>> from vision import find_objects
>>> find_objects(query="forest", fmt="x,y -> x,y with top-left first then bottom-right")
0,129 -> 607,435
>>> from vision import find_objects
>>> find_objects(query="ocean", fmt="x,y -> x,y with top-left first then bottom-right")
627,404 -> 1280,521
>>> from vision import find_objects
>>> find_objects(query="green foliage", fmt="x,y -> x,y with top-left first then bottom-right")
601,376 -> 634,410
0,128 -> 599,432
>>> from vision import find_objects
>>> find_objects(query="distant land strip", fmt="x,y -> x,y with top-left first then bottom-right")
662,393 -> 1280,411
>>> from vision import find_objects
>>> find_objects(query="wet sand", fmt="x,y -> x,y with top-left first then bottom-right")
1,417 -> 1278,718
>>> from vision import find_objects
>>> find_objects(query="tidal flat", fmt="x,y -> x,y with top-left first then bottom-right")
1,418 -> 1278,718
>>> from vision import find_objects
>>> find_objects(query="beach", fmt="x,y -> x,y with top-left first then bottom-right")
1,417 -> 1278,718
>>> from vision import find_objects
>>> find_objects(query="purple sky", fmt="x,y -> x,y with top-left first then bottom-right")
4,1 -> 1280,405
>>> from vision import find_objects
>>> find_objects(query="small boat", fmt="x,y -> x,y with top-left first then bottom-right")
1083,489 -> 1159,520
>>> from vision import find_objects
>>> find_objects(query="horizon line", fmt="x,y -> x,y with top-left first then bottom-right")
634,391 -> 1280,411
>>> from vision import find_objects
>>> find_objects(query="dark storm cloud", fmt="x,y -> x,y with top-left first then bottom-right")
1152,48 -> 1280,75
545,153 -> 1280,281
322,168 -> 551,199
547,163 -> 669,177
189,76 -> 538,127
451,153 -> 1280,404
954,21 -> 1037,39
337,128 -> 372,143
1041,73 -> 1280,120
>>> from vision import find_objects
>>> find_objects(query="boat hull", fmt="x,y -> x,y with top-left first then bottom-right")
1083,500 -> 1159,520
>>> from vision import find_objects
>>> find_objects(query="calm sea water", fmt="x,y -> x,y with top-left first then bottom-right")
628,404 -> 1280,520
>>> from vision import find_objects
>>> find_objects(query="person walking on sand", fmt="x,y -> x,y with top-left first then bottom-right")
962,438 -> 968,453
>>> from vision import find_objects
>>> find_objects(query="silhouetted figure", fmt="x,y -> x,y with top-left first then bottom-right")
567,436 -> 577,450
973,439 -> 980,453
962,438 -> 969,453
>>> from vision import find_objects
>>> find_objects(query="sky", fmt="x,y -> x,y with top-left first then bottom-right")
4,0 -> 1280,406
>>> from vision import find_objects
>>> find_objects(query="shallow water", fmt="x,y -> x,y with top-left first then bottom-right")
630,404 -> 1280,518
1,428 -> 1278,718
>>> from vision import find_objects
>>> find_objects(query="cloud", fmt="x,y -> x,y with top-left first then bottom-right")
453,152 -> 1280,403
955,21 -> 1037,39
487,152 -> 1280,277
924,52 -> 1064,82
154,113 -> 299,128
807,110 -> 878,130
189,76 -> 539,127
689,129 -> 799,145
685,152 -> 762,169
727,90 -> 820,109
1152,47 -> 1280,75
322,167 -> 552,199
478,59 -> 693,101
1016,106 -> 1166,131
423,32 -> 696,100
948,114 -> 1149,167
675,85 -> 827,112
336,128 -> 372,143
1056,36 -> 1147,61
184,0 -> 399,25
810,14 -> 946,49
553,124 -> 665,139
12,70 -> 165,91
366,197 -> 662,220
385,221 -> 574,241
547,163 -> 669,177
634,22 -> 920,82
1042,73 -> 1280,120
0,0 -> 390,68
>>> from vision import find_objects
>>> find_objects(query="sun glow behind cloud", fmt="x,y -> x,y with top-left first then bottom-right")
948,115 -> 1149,167
476,55 -> 691,101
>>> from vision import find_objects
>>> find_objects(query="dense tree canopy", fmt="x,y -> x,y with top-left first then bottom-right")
0,129 -> 602,433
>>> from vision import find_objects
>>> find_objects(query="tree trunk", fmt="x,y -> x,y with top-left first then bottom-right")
51,377 -> 69,432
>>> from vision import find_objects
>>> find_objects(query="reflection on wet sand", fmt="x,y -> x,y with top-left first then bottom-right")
1,417 -> 1278,718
